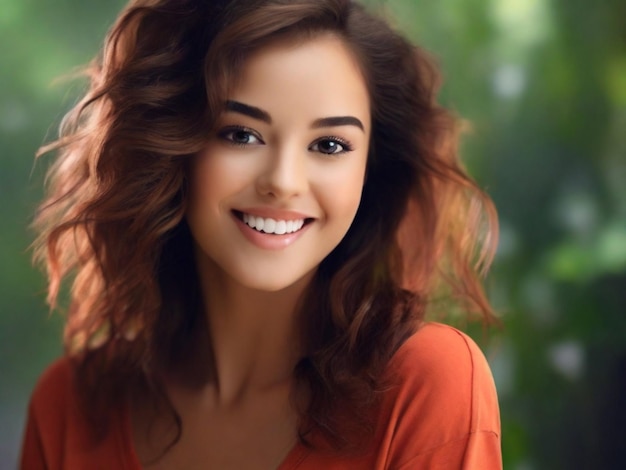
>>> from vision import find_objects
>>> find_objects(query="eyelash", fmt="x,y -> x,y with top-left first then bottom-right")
217,125 -> 354,156
218,126 -> 264,147
310,136 -> 354,156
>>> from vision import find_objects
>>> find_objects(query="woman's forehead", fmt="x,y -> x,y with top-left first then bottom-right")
224,35 -> 371,130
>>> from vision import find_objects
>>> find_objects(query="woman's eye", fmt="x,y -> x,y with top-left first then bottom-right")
310,138 -> 352,155
219,127 -> 262,146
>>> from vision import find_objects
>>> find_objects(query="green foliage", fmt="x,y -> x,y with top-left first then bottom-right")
1,0 -> 624,468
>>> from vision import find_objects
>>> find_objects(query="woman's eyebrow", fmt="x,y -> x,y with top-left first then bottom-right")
225,100 -> 272,123
311,116 -> 365,132
224,100 -> 364,132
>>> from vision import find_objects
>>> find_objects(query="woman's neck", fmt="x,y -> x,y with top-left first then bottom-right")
193,258 -> 313,406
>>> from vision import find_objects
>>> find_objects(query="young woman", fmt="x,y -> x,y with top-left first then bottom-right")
21,0 -> 501,468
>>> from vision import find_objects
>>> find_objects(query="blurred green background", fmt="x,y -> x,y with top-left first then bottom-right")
1,0 -> 625,468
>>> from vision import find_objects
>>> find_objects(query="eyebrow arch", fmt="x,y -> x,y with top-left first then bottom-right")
225,100 -> 365,132
225,100 -> 272,123
312,116 -> 365,132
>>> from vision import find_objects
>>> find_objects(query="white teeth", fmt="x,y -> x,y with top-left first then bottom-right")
263,218 -> 276,233
241,213 -> 306,235
275,220 -> 287,235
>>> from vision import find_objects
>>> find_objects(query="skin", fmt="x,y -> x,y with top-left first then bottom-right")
132,34 -> 371,469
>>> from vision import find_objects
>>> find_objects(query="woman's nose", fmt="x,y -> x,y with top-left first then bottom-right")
255,146 -> 309,199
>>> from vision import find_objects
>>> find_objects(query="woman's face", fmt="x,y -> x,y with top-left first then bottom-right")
187,34 -> 371,292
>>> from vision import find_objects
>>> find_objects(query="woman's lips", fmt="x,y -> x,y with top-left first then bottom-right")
241,213 -> 305,235
232,210 -> 314,249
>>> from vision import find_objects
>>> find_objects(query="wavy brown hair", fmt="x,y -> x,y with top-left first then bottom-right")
33,0 -> 498,452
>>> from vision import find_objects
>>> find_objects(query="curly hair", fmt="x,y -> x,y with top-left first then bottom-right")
33,0 -> 498,451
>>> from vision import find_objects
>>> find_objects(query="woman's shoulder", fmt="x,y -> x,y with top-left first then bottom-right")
22,356 -> 136,469
375,322 -> 501,468
386,321 -> 491,384
387,322 -> 500,419
21,357 -> 80,468
25,356 -> 93,445
390,321 -> 494,380
28,356 -> 76,416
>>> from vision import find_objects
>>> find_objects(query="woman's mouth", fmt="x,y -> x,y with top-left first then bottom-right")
233,211 -> 312,235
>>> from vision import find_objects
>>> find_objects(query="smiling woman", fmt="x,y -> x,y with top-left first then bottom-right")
21,1 -> 501,469
187,35 -> 369,291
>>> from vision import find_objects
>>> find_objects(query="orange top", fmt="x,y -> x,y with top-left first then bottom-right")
20,323 -> 501,469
